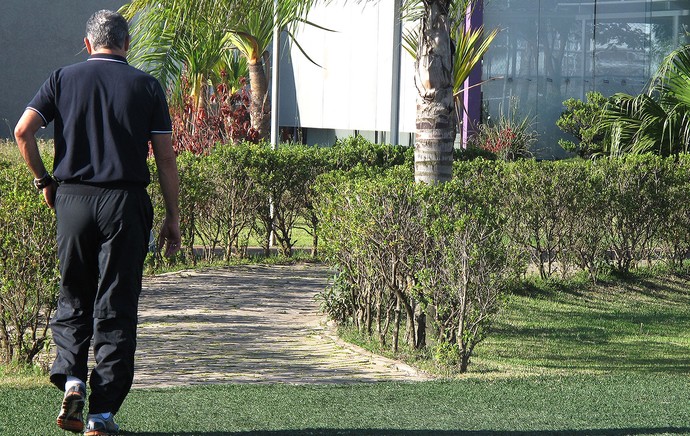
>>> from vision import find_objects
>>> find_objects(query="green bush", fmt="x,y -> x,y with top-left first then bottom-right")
504,159 -> 566,279
245,143 -> 327,257
7,135 -> 690,373
327,135 -> 413,170
0,162 -> 58,365
418,162 -> 517,371
599,155 -> 674,273
557,91 -> 611,158
660,154 -> 690,268
147,138 -> 414,265
315,166 -> 421,351
314,155 -> 690,371
554,160 -> 608,282
315,163 -> 516,371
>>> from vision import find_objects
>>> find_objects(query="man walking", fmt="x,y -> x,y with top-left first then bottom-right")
14,10 -> 180,435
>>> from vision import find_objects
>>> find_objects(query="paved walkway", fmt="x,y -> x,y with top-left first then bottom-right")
133,264 -> 431,388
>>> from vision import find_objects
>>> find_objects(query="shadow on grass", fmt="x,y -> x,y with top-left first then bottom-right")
124,428 -> 690,436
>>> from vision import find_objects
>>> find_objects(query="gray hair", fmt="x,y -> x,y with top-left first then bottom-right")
85,10 -> 129,50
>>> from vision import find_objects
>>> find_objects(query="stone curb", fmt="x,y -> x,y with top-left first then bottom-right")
321,321 -> 434,381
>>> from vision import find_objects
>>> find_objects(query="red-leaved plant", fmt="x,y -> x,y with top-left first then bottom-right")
468,100 -> 537,161
168,72 -> 260,156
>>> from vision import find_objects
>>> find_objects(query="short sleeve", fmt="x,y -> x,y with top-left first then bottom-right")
150,80 -> 172,134
26,73 -> 57,127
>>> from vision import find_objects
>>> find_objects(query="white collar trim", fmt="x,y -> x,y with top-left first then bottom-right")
87,58 -> 127,65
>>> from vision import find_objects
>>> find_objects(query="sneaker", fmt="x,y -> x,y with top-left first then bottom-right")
84,413 -> 120,436
56,383 -> 86,433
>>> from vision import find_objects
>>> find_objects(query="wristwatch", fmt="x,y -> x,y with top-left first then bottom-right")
33,172 -> 55,190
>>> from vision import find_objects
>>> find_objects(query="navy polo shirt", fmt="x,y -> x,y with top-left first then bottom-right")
27,53 -> 172,186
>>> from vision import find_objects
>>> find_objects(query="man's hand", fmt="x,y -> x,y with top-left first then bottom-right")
42,182 -> 57,208
158,215 -> 181,258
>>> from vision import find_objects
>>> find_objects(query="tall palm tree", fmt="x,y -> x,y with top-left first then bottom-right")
411,0 -> 455,183
121,0 -> 318,141
121,1 -> 235,112
603,44 -> 690,156
224,0 -> 320,140
403,0 -> 495,183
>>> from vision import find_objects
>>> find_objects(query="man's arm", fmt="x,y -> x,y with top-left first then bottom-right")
150,133 -> 181,258
14,109 -> 57,208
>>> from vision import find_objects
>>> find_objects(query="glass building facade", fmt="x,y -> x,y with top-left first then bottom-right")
482,0 -> 690,158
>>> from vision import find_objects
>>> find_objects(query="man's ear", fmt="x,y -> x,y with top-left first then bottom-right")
84,37 -> 93,54
124,35 -> 131,52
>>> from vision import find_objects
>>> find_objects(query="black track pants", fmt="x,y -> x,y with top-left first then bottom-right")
50,183 -> 153,414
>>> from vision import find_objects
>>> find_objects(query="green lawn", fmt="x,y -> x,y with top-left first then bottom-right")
1,271 -> 689,435
339,271 -> 690,380
2,375 -> 689,435
473,273 -> 690,377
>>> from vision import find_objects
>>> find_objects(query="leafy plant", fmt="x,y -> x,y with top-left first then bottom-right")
467,98 -> 536,160
602,44 -> 690,156
122,0 -> 322,141
170,71 -> 259,156
557,91 -> 611,158
0,162 -> 58,365
418,162 -> 514,371
315,161 -> 516,371
600,155 -> 672,273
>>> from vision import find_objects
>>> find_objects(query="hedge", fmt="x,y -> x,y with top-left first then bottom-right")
0,161 -> 58,365
3,136 -> 690,368
314,154 -> 690,371
147,137 -> 413,266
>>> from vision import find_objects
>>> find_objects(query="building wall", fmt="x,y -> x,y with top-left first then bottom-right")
278,0 -> 417,140
0,1 -> 127,138
284,0 -> 690,152
4,1 -> 689,156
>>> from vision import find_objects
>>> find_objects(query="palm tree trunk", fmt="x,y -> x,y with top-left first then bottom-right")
414,0 -> 455,184
248,61 -> 271,141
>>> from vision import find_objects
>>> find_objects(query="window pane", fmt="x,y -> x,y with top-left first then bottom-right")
481,0 -> 690,158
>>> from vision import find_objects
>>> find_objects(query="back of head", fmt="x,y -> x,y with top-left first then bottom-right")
85,10 -> 129,50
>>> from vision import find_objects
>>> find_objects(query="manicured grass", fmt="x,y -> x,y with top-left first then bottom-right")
474,272 -> 690,376
2,270 -> 689,435
337,271 -> 690,380
2,375 -> 689,435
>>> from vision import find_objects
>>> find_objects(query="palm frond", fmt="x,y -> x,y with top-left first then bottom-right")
603,93 -> 671,156
224,32 -> 263,63
453,25 -> 499,95
402,25 -> 419,60
284,28 -> 324,67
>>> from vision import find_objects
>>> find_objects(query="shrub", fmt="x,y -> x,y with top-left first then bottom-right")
315,162 -> 516,371
659,154 -> 690,269
601,45 -> 690,156
315,155 -> 690,371
176,151 -> 216,264
327,135 -> 413,170
418,161 -> 516,371
557,91 -> 611,158
599,155 -> 673,273
0,162 -> 58,365
555,160 -> 608,282
170,74 -> 259,155
148,138 -> 415,264
504,159 -> 567,279
315,166 -> 423,351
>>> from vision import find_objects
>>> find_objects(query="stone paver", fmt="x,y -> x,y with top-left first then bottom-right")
133,264 -> 430,387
